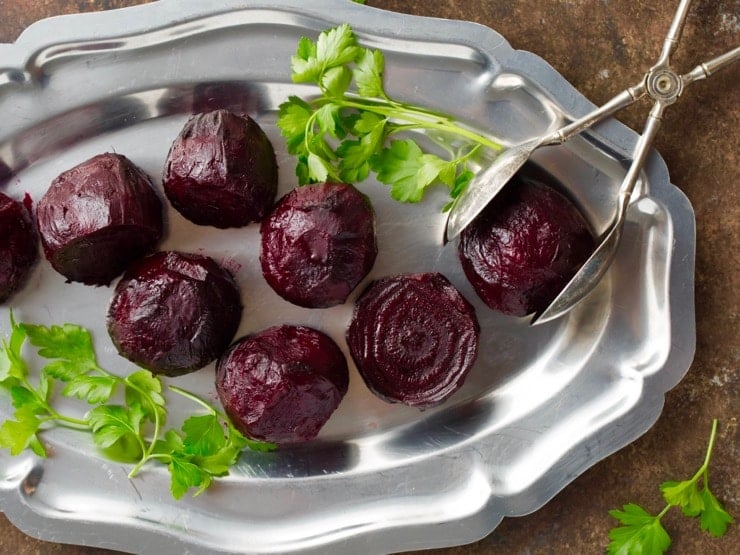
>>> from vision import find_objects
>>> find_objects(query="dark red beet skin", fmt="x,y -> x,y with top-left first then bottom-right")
163,109 -> 278,228
36,153 -> 164,286
107,251 -> 242,377
0,192 -> 39,303
260,182 -> 377,308
347,273 -> 480,408
216,325 -> 349,444
459,169 -> 595,317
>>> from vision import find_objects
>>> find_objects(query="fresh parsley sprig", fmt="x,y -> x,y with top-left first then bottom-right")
277,24 -> 502,209
607,419 -> 733,554
0,314 -> 275,499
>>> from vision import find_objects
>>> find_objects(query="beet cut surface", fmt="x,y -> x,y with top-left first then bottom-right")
216,325 -> 349,444
0,192 -> 38,303
347,273 -> 480,408
260,182 -> 377,308
164,109 -> 278,228
107,251 -> 242,377
459,167 -> 595,317
36,153 -> 163,286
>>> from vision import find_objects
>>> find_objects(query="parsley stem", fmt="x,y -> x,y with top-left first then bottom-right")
123,378 -> 163,477
168,385 -> 216,415
310,94 -> 503,151
49,412 -> 89,429
330,97 -> 503,151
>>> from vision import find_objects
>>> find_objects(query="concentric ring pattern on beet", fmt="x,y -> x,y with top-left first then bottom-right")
107,250 -> 242,377
163,109 -> 278,228
216,325 -> 349,443
458,166 -> 596,317
260,182 -> 377,308
347,272 -> 480,408
36,153 -> 164,286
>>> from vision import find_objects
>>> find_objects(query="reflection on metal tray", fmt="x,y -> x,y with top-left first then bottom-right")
0,0 -> 695,553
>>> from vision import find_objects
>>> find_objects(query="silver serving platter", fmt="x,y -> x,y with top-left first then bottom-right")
0,1 -> 696,553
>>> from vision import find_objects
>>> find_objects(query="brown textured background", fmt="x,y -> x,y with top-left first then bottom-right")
0,1 -> 737,553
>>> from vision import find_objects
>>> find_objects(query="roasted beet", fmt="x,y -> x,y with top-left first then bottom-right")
458,167 -> 595,316
0,192 -> 38,303
216,325 -> 349,443
347,273 -> 480,408
36,153 -> 163,286
107,251 -> 242,376
260,182 -> 377,308
163,109 -> 278,228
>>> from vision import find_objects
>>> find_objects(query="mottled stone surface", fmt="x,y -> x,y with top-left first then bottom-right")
0,1 -> 737,554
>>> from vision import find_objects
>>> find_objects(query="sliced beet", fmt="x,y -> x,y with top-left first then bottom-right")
107,250 -> 242,377
36,153 -> 163,286
260,182 -> 377,308
347,273 -> 480,408
216,325 -> 349,443
458,167 -> 595,317
163,109 -> 278,228
0,192 -> 38,303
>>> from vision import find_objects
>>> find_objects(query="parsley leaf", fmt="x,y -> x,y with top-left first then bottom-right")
277,96 -> 313,155
182,414 -> 226,456
169,455 -> 210,500
607,419 -> 733,553
699,488 -> 734,537
87,404 -> 145,450
608,504 -> 671,555
0,406 -> 43,456
661,479 -> 703,516
1,316 -> 276,500
64,374 -> 117,404
23,323 -> 98,378
315,24 -> 359,73
371,140 -> 451,202
354,48 -> 385,98
277,24 -> 502,209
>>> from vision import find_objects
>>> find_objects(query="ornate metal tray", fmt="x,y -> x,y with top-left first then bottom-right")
0,1 -> 696,553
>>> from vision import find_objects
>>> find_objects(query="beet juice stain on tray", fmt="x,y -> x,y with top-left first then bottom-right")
0,1 -> 696,554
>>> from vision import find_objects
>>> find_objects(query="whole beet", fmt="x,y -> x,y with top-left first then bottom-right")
0,192 -> 38,302
216,325 -> 349,444
36,153 -> 163,286
347,273 -> 480,408
163,110 -> 278,228
260,182 -> 377,308
107,251 -> 242,377
459,168 -> 595,317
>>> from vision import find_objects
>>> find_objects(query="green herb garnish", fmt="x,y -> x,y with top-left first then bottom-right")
0,313 -> 275,499
607,419 -> 733,554
277,24 -> 502,209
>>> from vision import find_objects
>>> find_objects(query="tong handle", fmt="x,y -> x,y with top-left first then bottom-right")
657,0 -> 694,66
616,102 -> 667,216
543,82 -> 647,146
683,45 -> 740,85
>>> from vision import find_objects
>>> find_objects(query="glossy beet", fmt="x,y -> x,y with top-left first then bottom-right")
347,273 -> 480,408
36,153 -> 163,286
163,109 -> 278,228
216,325 -> 349,443
108,251 -> 242,376
260,182 -> 377,308
0,192 -> 38,303
458,168 -> 595,316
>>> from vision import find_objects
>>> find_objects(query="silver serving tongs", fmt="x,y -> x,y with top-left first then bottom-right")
444,0 -> 739,324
